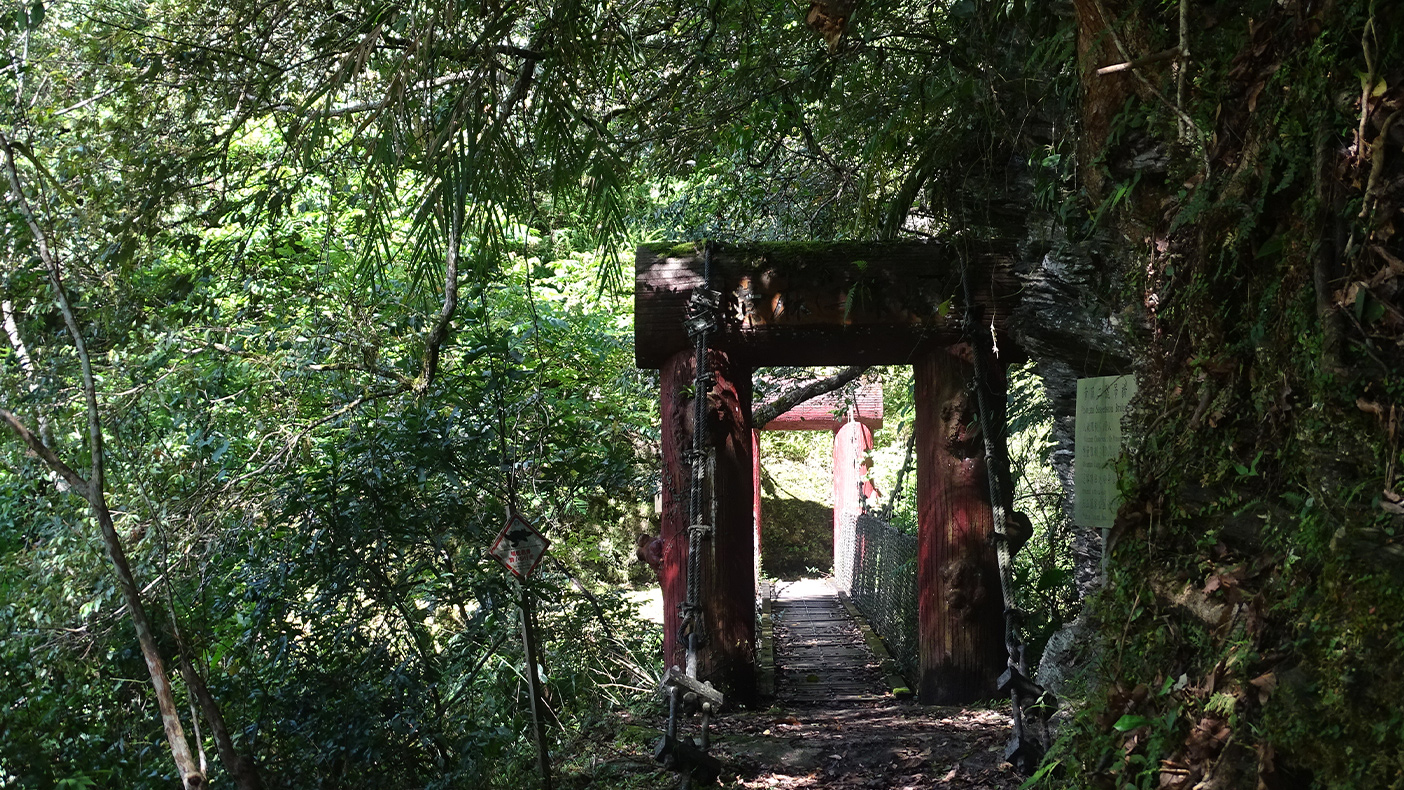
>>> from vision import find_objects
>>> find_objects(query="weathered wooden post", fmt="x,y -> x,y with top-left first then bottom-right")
659,349 -> 757,702
752,429 -> 763,592
914,349 -> 1006,703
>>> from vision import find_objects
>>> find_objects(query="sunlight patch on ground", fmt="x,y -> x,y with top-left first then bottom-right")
770,576 -> 837,600
737,775 -> 819,788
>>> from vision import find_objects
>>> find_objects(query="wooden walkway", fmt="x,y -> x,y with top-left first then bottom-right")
696,577 -> 1021,789
770,578 -> 888,705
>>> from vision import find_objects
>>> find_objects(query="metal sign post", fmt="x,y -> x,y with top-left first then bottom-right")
517,579 -> 552,790
489,511 -> 553,790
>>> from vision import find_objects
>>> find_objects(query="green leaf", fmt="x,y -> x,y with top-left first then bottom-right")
1035,566 -> 1071,592
1113,714 -> 1153,732
1362,291 -> 1386,324
1255,235 -> 1283,259
55,773 -> 97,790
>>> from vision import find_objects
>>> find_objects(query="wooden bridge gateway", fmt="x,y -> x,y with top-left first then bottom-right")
635,240 -> 1023,707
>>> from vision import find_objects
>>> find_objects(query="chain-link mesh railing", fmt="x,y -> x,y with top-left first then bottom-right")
835,511 -> 919,682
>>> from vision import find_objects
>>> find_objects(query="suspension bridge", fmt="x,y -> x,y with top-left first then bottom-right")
694,577 -> 1027,789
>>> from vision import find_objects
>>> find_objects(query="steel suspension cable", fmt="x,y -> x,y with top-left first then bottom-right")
655,241 -> 724,789
957,252 -> 1047,773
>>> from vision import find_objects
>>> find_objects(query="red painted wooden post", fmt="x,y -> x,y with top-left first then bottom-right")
659,349 -> 757,701
832,421 -> 876,523
832,420 -> 875,591
914,350 -> 1005,704
752,429 -> 762,591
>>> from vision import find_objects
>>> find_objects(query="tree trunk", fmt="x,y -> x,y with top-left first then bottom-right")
171,622 -> 263,790
2,298 -> 53,448
1,132 -> 205,789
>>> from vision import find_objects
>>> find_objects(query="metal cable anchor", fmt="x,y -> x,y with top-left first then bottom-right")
654,668 -> 724,783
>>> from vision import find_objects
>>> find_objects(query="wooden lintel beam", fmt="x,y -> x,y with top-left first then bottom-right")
762,393 -> 883,432
634,241 -> 1021,369
762,414 -> 883,432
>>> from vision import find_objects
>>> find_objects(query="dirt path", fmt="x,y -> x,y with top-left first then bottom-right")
710,579 -> 1024,789
580,579 -> 1025,789
706,701 -> 1024,789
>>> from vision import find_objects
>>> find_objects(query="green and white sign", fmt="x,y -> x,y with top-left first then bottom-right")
1074,375 -> 1137,528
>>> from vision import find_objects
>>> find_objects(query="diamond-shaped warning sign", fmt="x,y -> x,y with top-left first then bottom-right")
488,512 -> 550,579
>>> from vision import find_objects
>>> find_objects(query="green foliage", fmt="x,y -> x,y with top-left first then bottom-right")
628,0 -> 1077,242
759,497 -> 834,579
1002,362 -> 1077,667
0,85 -> 661,779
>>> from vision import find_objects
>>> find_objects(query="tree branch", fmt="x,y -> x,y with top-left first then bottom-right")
752,366 -> 870,428
1088,0 -> 1209,177
416,195 -> 462,394
272,69 -> 489,118
0,408 -> 89,495
169,601 -> 264,790
3,296 -> 55,447
1,298 -> 36,378
1095,47 -> 1181,76
880,428 -> 916,521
